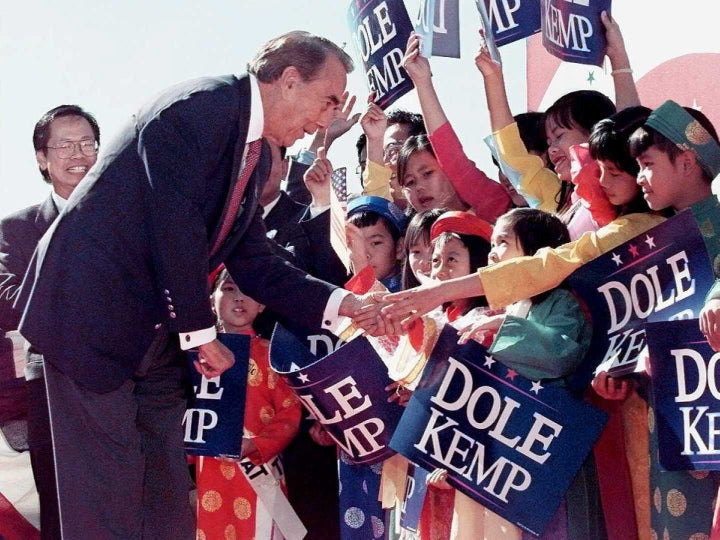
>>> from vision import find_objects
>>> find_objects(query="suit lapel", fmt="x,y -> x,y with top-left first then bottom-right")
208,74 -> 252,250
34,195 -> 59,238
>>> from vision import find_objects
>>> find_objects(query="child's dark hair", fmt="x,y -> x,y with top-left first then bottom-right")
516,112 -> 549,156
629,107 -> 720,184
497,208 -> 570,304
589,106 -> 656,216
401,208 -> 447,289
396,134 -> 435,188
545,90 -> 616,212
433,232 -> 491,312
347,211 -> 403,243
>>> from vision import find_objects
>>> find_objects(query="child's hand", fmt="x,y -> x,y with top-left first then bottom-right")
309,421 -> 335,446
304,147 -> 333,207
401,32 -> 432,84
386,380 -> 412,407
700,298 -> 720,351
591,371 -> 633,401
324,91 -> 360,147
456,313 -> 505,344
240,437 -> 258,459
346,222 -> 369,275
359,93 -> 387,142
426,468 -> 452,490
601,11 -> 630,70
474,31 -> 502,78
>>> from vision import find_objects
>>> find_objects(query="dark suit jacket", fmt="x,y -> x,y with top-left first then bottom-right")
263,191 -> 307,248
0,195 -> 58,332
17,74 -> 337,393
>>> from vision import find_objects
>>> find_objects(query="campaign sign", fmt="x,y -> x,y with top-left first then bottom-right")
540,0 -> 611,66
414,0 -> 435,58
645,320 -> 720,471
184,333 -> 250,457
347,0 -> 415,109
477,0 -> 541,47
431,0 -> 460,58
389,326 -> 607,536
567,210 -> 715,381
270,324 -> 405,465
400,463 -> 430,532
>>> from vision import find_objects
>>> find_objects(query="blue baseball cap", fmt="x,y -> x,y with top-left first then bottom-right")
347,195 -> 408,236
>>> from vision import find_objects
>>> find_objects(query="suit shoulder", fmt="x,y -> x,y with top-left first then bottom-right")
134,74 -> 247,129
0,203 -> 42,229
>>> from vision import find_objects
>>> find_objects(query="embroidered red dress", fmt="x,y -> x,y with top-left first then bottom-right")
195,333 -> 301,540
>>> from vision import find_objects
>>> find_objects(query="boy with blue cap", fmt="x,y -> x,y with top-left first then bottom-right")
346,195 -> 408,293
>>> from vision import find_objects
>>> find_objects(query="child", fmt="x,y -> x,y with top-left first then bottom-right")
473,11 -> 637,238
401,208 -> 447,289
432,208 -> 598,540
194,268 -> 302,540
386,101 -> 720,539
427,211 -> 493,322
413,210 -> 495,540
346,195 -> 407,293
336,195 -> 408,540
398,32 -> 513,223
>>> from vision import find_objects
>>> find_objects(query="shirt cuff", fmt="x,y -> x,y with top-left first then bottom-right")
321,288 -> 351,333
179,326 -> 217,350
309,204 -> 330,218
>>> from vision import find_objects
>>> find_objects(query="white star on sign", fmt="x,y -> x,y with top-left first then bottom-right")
484,355 -> 496,368
530,381 -> 544,394
612,252 -> 623,266
644,235 -> 656,249
297,372 -> 310,383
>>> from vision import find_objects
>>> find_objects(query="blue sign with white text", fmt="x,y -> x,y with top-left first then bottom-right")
389,326 -> 607,536
567,210 -> 715,383
348,0 -> 415,109
270,324 -> 405,465
645,319 -> 720,471
540,0 -> 611,66
479,0 -> 541,46
184,333 -> 250,457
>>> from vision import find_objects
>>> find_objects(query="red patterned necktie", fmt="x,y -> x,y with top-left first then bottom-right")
210,139 -> 262,257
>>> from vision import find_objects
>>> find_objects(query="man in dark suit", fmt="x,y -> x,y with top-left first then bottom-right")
15,32 -> 376,539
0,104 -> 100,539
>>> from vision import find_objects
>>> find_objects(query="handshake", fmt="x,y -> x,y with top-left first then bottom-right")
340,285 -> 443,336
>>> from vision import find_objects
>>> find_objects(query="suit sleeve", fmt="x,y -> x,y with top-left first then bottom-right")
224,205 -> 338,332
429,122 -> 512,223
489,290 -> 591,381
136,88 -> 240,334
0,218 -> 34,331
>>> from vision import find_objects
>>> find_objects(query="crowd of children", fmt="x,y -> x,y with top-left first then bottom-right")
4,11 -> 719,540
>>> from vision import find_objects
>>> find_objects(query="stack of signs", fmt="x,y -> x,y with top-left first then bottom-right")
183,333 -> 250,457
270,324 -> 405,465
567,209 -> 715,387
389,326 -> 607,536
645,319 -> 720,472
479,0 -> 611,66
347,0 -> 415,109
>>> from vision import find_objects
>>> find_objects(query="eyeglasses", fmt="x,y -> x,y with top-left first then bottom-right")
46,140 -> 99,159
383,142 -> 403,162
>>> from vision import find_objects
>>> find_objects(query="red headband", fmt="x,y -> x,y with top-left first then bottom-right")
430,211 -> 493,242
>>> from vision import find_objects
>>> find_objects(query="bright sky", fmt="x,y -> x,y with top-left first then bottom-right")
0,0 -> 527,217
1,1 -> 717,218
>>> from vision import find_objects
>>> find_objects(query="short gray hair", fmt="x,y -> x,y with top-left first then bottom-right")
248,31 -> 354,83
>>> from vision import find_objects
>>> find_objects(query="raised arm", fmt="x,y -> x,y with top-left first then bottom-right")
602,11 -> 641,110
403,33 -> 512,221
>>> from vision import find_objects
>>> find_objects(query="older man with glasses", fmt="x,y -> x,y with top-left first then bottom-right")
0,104 -> 100,539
